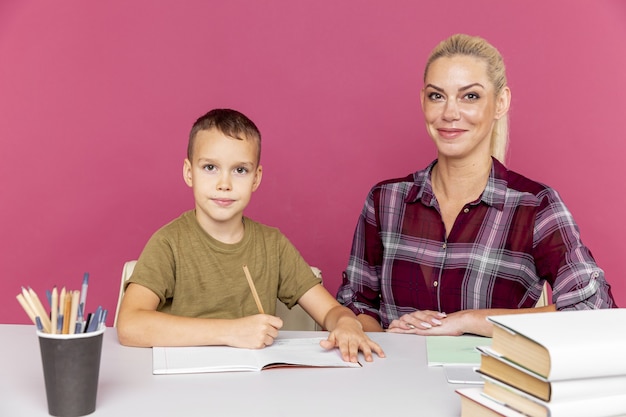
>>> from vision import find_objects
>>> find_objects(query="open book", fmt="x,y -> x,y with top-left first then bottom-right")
153,337 -> 362,374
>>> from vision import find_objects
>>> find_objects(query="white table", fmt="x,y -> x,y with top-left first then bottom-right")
0,324 -> 466,416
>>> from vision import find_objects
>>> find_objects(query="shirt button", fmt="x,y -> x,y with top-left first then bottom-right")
463,207 -> 470,213
442,243 -> 447,249
433,281 -> 438,287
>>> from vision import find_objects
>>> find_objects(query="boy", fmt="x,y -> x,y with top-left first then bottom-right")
117,109 -> 384,362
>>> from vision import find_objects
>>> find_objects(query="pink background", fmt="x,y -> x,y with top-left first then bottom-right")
1,1 -> 625,324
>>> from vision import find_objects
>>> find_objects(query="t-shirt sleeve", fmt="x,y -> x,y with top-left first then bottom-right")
276,234 -> 322,309
125,231 -> 177,310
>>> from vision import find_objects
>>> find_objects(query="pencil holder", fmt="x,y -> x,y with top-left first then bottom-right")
37,327 -> 105,417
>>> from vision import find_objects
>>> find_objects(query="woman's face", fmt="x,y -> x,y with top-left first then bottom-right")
420,55 -> 509,162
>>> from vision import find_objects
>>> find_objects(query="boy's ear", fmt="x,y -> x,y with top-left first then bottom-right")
252,165 -> 263,192
183,159 -> 193,187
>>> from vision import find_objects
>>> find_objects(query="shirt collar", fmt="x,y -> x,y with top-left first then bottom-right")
405,157 -> 508,211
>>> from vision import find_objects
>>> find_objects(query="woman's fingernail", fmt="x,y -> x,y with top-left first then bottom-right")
432,318 -> 442,325
420,322 -> 432,328
438,312 -> 447,317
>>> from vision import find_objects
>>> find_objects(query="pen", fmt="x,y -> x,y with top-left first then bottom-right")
99,309 -> 108,330
86,306 -> 102,333
78,272 -> 89,331
75,303 -> 84,334
58,287 -> 66,333
35,316 -> 44,332
83,313 -> 93,333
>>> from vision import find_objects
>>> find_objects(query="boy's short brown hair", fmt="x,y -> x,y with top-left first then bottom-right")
188,109 -> 262,163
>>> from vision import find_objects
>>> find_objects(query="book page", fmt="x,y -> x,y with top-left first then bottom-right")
153,337 -> 360,375
153,345 -> 260,374
256,337 -> 361,369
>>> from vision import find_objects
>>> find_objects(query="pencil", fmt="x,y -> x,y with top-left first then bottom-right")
16,293 -> 38,325
68,290 -> 80,334
242,265 -> 264,314
27,287 -> 51,333
62,290 -> 72,334
20,287 -> 38,317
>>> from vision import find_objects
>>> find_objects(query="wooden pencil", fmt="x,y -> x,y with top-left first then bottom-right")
16,293 -> 38,325
28,287 -> 51,333
242,265 -> 264,314
50,286 -> 58,334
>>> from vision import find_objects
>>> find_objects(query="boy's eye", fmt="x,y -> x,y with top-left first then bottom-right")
235,167 -> 249,175
203,164 -> 216,171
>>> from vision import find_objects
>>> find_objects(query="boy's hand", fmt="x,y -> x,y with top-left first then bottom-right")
320,316 -> 385,363
297,285 -> 385,362
227,314 -> 283,349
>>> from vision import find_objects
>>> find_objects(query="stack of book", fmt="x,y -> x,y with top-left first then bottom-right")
456,309 -> 626,417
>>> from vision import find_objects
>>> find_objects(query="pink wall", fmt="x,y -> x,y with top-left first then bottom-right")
1,1 -> 625,324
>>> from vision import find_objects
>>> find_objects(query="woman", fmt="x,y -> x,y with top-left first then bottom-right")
336,34 -> 616,337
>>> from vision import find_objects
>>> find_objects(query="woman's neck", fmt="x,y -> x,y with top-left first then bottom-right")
431,156 -> 492,203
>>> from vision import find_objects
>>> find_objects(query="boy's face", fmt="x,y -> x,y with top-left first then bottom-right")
183,128 -> 262,235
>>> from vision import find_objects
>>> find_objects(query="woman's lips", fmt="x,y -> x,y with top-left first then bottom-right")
437,128 -> 466,139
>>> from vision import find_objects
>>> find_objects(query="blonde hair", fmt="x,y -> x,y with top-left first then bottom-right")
424,34 -> 509,163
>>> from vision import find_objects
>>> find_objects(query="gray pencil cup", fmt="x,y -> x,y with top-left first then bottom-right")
37,327 -> 105,416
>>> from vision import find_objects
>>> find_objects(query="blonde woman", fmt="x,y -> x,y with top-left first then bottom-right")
337,34 -> 616,337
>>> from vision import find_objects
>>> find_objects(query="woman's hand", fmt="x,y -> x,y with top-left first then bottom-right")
387,310 -> 471,336
388,310 -> 447,332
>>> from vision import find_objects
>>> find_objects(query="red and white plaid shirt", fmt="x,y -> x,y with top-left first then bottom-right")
337,158 -> 616,329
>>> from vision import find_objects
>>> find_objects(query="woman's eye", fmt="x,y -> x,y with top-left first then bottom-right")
428,92 -> 444,101
464,92 -> 480,101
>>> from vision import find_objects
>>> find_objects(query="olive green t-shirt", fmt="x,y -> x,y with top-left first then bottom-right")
126,211 -> 321,318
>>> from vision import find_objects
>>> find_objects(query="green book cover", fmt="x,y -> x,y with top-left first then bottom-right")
426,335 -> 491,366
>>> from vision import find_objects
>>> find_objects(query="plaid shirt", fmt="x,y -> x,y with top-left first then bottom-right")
337,158 -> 616,328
